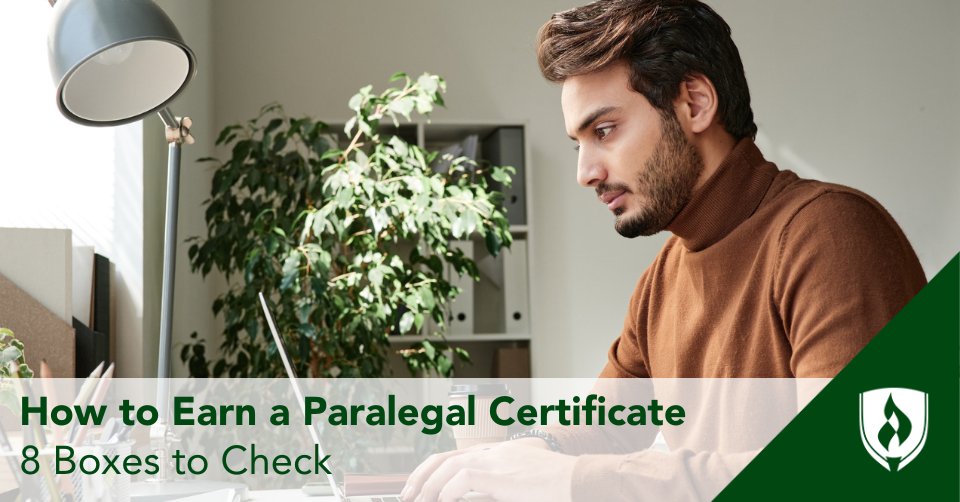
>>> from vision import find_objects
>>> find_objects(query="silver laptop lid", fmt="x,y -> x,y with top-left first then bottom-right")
259,292 -> 344,501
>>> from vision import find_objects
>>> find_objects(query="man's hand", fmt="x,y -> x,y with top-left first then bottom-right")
400,439 -> 576,502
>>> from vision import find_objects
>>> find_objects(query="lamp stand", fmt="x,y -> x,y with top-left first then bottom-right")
130,108 -> 248,502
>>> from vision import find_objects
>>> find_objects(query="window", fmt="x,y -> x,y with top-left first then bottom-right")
0,1 -> 144,374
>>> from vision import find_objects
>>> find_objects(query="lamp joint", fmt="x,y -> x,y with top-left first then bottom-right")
165,116 -> 195,146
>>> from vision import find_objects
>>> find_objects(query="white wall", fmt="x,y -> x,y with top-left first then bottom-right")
154,0 -> 960,378
715,0 -> 960,277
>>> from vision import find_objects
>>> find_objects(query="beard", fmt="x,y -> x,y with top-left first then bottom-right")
599,112 -> 704,238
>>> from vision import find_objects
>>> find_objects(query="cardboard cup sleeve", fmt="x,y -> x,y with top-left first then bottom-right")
451,396 -> 509,449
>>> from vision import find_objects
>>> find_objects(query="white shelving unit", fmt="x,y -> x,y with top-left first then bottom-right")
393,333 -> 531,342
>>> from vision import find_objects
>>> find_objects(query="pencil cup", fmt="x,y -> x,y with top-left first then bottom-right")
65,440 -> 134,502
449,384 -> 510,450
89,440 -> 133,502
0,440 -> 134,502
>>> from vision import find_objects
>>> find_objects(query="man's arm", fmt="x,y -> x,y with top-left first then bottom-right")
773,191 -> 927,377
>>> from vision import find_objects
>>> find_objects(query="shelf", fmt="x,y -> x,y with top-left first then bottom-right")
389,333 -> 531,343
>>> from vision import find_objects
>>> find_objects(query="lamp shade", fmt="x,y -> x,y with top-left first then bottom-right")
48,0 -> 196,126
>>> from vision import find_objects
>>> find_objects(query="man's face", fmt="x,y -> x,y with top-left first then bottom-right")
561,63 -> 704,238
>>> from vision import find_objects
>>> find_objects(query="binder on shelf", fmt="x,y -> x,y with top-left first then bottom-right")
72,246 -> 95,327
473,239 -> 506,334
446,240 -> 474,335
430,134 -> 479,174
73,317 -> 108,378
482,127 -> 526,226
73,252 -> 113,377
503,239 -> 529,334
93,253 -> 111,335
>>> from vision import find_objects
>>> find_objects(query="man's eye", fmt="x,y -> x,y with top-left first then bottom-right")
573,144 -> 580,151
597,126 -> 613,140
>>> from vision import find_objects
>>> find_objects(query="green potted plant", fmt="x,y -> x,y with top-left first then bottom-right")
1,327 -> 33,414
183,72 -> 513,378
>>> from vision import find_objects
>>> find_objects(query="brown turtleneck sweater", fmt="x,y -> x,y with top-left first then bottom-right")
601,137 -> 926,380
547,138 -> 927,501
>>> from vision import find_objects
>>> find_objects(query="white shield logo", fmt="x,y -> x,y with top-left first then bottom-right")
859,388 -> 928,471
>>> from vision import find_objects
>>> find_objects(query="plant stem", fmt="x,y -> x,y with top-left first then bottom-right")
329,271 -> 358,283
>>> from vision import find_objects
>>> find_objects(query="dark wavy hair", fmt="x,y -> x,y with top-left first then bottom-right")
537,0 -> 757,140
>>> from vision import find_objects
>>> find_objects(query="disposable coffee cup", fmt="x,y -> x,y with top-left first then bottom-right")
449,383 -> 510,449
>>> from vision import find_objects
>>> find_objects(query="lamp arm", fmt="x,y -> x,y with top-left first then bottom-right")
155,105 -> 194,390
153,106 -> 191,482
158,107 -> 178,129
156,107 -> 181,386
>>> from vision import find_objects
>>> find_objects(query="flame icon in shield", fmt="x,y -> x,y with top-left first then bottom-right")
860,388 -> 928,471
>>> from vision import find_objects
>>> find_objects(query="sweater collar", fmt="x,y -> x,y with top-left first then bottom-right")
666,138 -> 778,252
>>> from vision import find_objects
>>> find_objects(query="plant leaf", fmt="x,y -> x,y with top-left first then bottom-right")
437,354 -> 452,376
451,216 -> 464,238
399,311 -> 415,334
485,227 -> 502,257
421,339 -> 436,361
418,74 -> 439,94
348,93 -> 364,112
0,346 -> 21,367
369,267 -> 383,287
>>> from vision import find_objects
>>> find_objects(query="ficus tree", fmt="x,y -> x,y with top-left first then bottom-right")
183,72 -> 513,378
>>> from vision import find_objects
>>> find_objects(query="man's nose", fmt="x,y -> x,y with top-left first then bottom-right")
576,147 -> 606,188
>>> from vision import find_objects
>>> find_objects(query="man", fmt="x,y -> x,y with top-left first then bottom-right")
401,1 -> 927,501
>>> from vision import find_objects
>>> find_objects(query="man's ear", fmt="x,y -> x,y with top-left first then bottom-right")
675,74 -> 719,135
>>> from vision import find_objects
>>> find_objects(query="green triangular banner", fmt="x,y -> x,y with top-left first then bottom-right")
715,254 -> 959,500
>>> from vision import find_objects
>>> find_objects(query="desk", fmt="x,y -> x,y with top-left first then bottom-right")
248,489 -> 336,502
247,489 -> 491,502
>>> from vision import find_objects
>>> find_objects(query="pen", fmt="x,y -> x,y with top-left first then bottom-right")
110,423 -> 135,443
39,359 -> 67,446
39,362 -> 80,502
61,362 -> 109,502
22,371 -> 48,447
99,417 -> 118,443
66,362 -> 104,444
70,363 -> 114,448
9,364 -> 61,502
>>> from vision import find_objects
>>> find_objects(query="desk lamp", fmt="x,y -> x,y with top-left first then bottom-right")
47,0 -> 246,499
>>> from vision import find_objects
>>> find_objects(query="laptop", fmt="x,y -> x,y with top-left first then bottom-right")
259,293 -> 493,502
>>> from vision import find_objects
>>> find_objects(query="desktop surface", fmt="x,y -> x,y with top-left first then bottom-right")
248,489 -> 491,502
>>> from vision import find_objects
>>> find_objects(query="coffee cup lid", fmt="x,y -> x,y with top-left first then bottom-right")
448,383 -> 510,397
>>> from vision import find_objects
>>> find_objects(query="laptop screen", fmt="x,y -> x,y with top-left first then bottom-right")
259,292 -> 344,500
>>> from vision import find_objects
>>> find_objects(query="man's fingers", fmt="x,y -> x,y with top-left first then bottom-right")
439,469 -> 491,502
418,451 -> 495,502
403,450 -> 464,501
404,443 -> 501,501
417,453 -> 466,502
